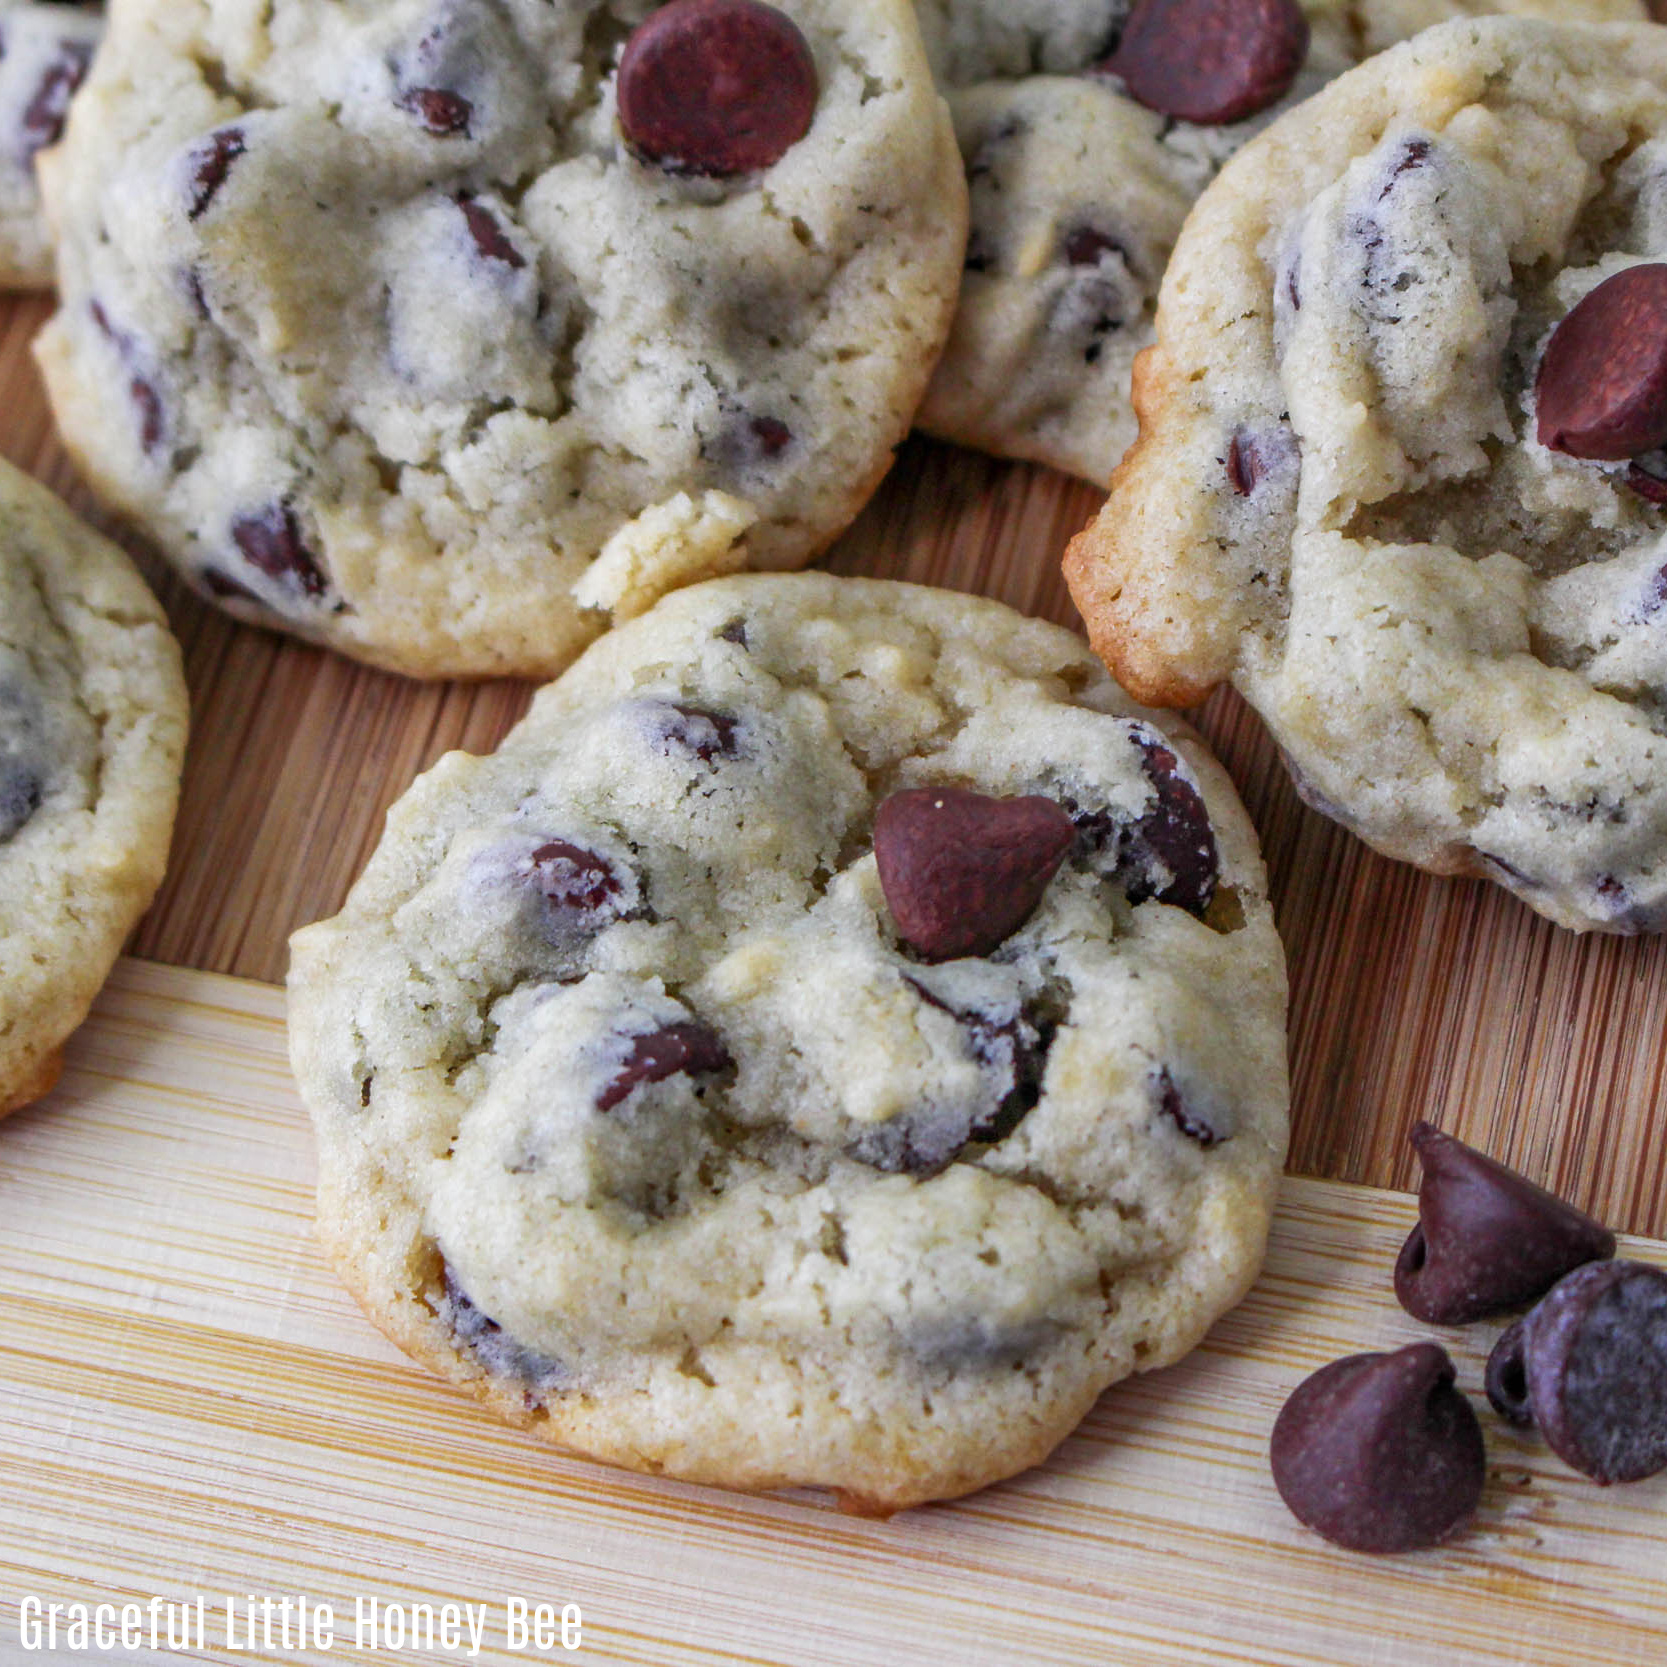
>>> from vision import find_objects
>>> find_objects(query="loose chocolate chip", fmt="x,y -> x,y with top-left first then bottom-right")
1226,432 -> 1261,496
440,1264 -> 566,1397
402,86 -> 473,136
1488,1261 -> 1667,1484
230,503 -> 328,599
528,840 -> 627,927
1393,1122 -> 1615,1326
616,0 -> 817,177
455,193 -> 525,267
1152,1065 -> 1224,1147
596,1021 -> 731,1112
19,35 -> 92,160
1270,1343 -> 1486,1553
1122,730 -> 1219,916
185,127 -> 246,221
1104,0 -> 1308,127
641,700 -> 741,762
874,787 -> 1074,963
0,758 -> 42,844
1536,265 -> 1667,462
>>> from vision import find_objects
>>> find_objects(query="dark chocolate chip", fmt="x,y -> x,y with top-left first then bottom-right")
89,301 -> 165,453
402,86 -> 473,136
1484,1319 -> 1534,1427
528,840 -> 628,930
1152,1064 -> 1224,1147
596,1021 -> 731,1112
1625,461 -> 1667,505
639,699 -> 741,762
874,787 -> 1074,963
455,193 -> 525,267
1393,1122 -> 1614,1325
230,503 -> 328,599
1121,729 -> 1219,916
440,1264 -> 566,1399
1104,0 -> 1308,127
716,618 -> 749,648
1380,136 -> 1431,195
1491,1260 -> 1667,1484
1536,265 -> 1667,462
616,0 -> 817,177
185,127 -> 246,221
1063,225 -> 1125,269
1270,1343 -> 1486,1553
1226,432 -> 1261,496
748,415 -> 792,458
18,34 -> 92,160
0,757 -> 43,844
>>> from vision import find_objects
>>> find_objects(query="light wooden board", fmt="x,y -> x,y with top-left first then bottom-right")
2,961 -> 1664,1667
5,294 -> 1667,1238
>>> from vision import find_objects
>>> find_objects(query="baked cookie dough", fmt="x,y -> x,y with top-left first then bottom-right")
0,1 -> 101,288
0,457 -> 187,1114
913,0 -> 1645,487
1065,17 -> 1667,933
33,0 -> 966,677
288,572 -> 1289,1509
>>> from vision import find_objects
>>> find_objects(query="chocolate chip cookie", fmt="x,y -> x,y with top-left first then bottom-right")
0,457 -> 187,1115
914,0 -> 1644,487
0,2 -> 101,288
33,0 -> 966,677
1066,18 -> 1667,933
288,572 -> 1288,1509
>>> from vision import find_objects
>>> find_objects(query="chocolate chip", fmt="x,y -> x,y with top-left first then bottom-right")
199,566 -> 262,604
1226,432 -> 1261,496
230,503 -> 328,599
1536,265 -> 1667,462
455,193 -> 525,267
716,618 -> 749,648
1152,1065 -> 1224,1147
0,758 -> 42,844
874,788 -> 1074,963
403,86 -> 473,136
1393,1123 -> 1615,1325
1063,225 -> 1125,269
440,1264 -> 566,1399
89,301 -> 165,453
527,839 -> 629,927
1625,460 -> 1667,505
639,700 -> 741,762
749,415 -> 792,458
1270,1343 -> 1485,1553
1083,729 -> 1218,917
19,35 -> 92,161
1484,1319 -> 1534,1427
1104,0 -> 1308,127
596,1021 -> 731,1112
616,0 -> 817,177
1380,136 -> 1431,195
185,127 -> 246,221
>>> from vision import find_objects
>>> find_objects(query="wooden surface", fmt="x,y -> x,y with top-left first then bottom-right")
4,291 -> 1666,1240
0,960 -> 1661,1667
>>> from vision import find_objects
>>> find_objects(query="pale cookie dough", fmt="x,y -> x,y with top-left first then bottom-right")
0,1 -> 101,288
913,0 -> 1645,487
1065,17 -> 1667,932
288,572 -> 1289,1509
0,457 -> 187,1114
33,0 -> 966,677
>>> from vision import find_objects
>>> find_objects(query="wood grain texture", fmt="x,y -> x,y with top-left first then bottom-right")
0,961 -> 1662,1667
3,293 -> 1667,1237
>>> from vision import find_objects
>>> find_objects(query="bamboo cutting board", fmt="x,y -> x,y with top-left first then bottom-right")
2,961 -> 1664,1667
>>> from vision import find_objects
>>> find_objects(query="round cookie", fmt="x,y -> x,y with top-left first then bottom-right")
0,2 -> 102,289
32,0 -> 966,678
912,0 -> 1646,488
1065,18 -> 1667,933
0,457 -> 187,1114
288,572 -> 1289,1509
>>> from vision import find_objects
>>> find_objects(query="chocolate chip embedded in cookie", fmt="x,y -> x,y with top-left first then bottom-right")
289,572 -> 1288,1509
32,0 -> 966,677
1065,17 -> 1667,932
0,456 -> 187,1117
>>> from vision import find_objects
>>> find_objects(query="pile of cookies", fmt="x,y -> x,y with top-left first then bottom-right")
3,0 -> 1666,1532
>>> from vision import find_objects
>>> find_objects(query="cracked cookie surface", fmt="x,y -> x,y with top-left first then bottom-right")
912,0 -> 1643,487
0,1 -> 102,288
1065,18 -> 1667,933
32,0 -> 965,677
288,571 -> 1288,1508
0,457 -> 187,1114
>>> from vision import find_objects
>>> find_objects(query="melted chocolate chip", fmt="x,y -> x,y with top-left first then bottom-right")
1393,1123 -> 1614,1325
440,1264 -> 566,1399
19,34 -> 92,159
455,193 -> 525,267
403,86 -> 473,136
1271,1343 -> 1485,1553
230,503 -> 328,599
1537,265 -> 1667,462
185,127 -> 246,221
1152,1065 -> 1224,1147
0,757 -> 43,844
1485,1261 -> 1667,1484
616,0 -> 818,177
640,700 -> 741,762
528,840 -> 629,932
596,1021 -> 731,1112
1226,432 -> 1261,496
1104,0 -> 1308,127
874,788 -> 1074,963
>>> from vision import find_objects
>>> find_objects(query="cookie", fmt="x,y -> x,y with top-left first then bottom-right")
32,0 -> 966,678
0,457 -> 187,1115
912,0 -> 1645,487
288,572 -> 1288,1509
1065,18 -> 1667,933
0,2 -> 101,289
